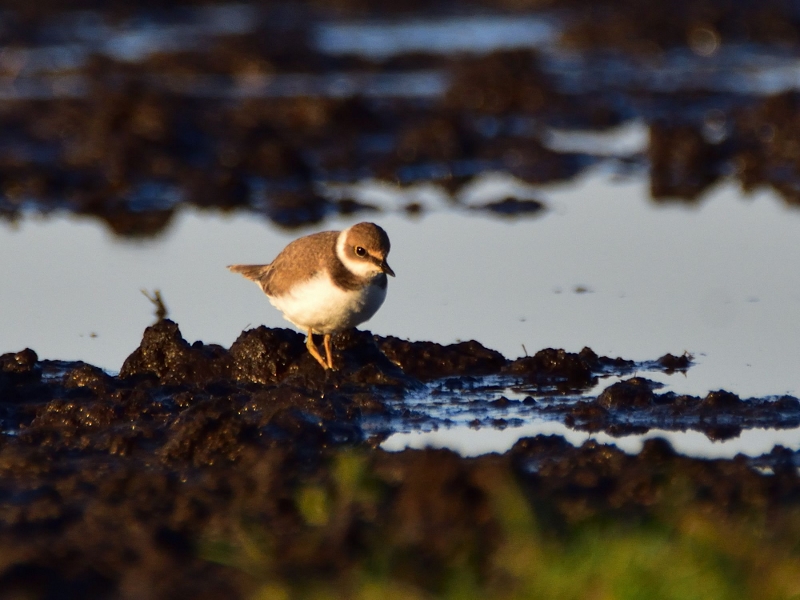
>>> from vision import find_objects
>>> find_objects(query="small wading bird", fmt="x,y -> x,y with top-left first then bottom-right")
228,222 -> 394,370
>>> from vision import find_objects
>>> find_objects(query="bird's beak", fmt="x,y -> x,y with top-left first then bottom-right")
381,260 -> 396,277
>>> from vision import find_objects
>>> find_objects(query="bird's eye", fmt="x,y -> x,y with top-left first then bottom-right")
355,246 -> 366,257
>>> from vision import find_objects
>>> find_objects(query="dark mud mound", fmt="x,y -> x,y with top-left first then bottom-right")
119,319 -> 409,389
378,336 -> 508,381
558,0 -> 800,51
503,347 -> 636,392
0,320 -> 406,469
559,376 -> 800,438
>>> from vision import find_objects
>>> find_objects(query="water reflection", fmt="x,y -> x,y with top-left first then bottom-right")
315,15 -> 560,58
546,46 -> 800,95
380,420 -> 800,459
151,71 -> 449,99
2,167 -> 799,403
1,4 -> 260,70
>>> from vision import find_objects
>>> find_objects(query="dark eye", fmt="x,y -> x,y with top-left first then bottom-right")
355,246 -> 366,257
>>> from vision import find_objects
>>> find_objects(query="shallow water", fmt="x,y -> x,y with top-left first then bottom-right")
380,421 -> 800,459
3,163 -> 799,402
315,14 -> 560,58
3,4 -> 800,459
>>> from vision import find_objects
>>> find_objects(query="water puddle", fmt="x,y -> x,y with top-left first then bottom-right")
3,166 -> 799,401
0,71 -> 448,100
149,71 -> 449,99
542,119 -> 649,156
1,4 -> 260,70
2,173 -> 798,456
315,14 -> 560,58
370,359 -> 800,458
545,46 -> 800,95
381,421 -> 800,459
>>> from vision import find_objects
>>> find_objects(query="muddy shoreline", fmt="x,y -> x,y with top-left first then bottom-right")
2,320 -> 800,597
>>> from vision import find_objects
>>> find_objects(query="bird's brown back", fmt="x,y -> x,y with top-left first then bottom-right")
228,230 -> 339,297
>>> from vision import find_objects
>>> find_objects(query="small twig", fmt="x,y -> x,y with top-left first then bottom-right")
521,344 -> 529,358
141,289 -> 168,321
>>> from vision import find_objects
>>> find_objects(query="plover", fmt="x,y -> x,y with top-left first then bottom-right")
228,222 -> 395,370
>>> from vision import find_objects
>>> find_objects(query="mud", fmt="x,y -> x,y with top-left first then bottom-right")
564,377 -> 800,439
3,320 -> 800,597
558,0 -> 800,51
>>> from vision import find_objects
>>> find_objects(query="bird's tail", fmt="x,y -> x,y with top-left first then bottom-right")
227,264 -> 269,282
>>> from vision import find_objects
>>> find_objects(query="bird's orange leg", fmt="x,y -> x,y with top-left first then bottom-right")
306,329 -> 329,370
323,334 -> 335,370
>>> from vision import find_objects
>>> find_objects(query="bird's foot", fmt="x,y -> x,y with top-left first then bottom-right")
306,331 -> 331,370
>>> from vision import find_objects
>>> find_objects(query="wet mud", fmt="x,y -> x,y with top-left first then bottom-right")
3,321 -> 800,597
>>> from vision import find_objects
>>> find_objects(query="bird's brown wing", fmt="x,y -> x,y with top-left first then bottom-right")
227,230 -> 339,297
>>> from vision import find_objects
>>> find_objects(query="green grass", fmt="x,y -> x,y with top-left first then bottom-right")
200,449 -> 800,600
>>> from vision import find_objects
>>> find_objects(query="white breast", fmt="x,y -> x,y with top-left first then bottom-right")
267,271 -> 387,334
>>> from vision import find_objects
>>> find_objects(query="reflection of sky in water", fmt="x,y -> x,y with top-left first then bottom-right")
315,15 -> 559,58
151,71 -> 449,99
0,71 -> 449,101
380,420 -> 800,459
544,46 -> 800,95
542,120 -> 648,156
0,4 -> 259,69
2,165 -> 799,402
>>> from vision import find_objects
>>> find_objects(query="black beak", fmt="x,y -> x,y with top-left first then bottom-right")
380,260 -> 395,277
369,254 -> 395,277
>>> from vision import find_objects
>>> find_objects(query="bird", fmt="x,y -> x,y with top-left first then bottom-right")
228,222 -> 395,370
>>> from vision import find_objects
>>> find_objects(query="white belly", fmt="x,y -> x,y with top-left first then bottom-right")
267,272 -> 387,334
